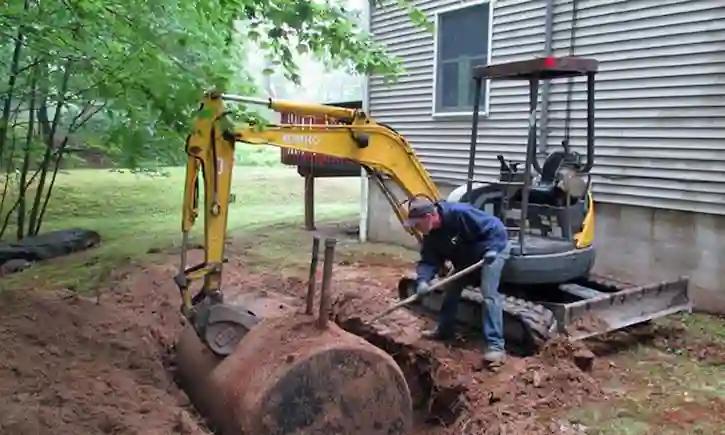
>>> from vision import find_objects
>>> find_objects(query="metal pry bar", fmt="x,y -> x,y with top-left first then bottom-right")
369,258 -> 487,323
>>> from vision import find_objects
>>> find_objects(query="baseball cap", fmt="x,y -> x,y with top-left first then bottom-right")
404,198 -> 436,227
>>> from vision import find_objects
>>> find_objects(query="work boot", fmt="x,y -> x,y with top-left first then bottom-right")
420,328 -> 454,341
482,349 -> 506,369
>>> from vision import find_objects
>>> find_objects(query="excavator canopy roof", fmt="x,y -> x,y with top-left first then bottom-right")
473,56 -> 599,80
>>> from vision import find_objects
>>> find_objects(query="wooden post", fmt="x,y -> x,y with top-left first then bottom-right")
317,237 -> 337,329
305,236 -> 321,315
304,174 -> 315,230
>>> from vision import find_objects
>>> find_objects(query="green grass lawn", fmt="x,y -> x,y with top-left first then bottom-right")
568,314 -> 725,435
0,151 -> 361,292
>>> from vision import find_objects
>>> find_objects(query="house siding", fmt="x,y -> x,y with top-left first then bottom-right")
368,0 -> 725,214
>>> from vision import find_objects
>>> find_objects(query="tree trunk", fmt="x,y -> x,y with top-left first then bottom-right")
28,62 -> 72,235
17,65 -> 38,240
0,0 -> 29,163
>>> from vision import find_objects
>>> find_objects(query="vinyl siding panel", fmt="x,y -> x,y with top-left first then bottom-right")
368,0 -> 725,215
370,0 -> 545,179
546,0 -> 725,214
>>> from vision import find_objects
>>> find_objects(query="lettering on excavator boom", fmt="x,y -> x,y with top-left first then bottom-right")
282,134 -> 320,147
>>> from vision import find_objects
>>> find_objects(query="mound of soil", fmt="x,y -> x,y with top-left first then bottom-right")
327,277 -> 604,434
452,350 -> 603,434
0,267 -> 211,435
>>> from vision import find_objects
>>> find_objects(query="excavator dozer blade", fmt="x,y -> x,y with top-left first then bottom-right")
397,275 -> 691,354
552,275 -> 691,341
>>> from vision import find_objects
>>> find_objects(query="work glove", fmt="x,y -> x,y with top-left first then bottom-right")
483,250 -> 498,265
436,261 -> 453,278
415,281 -> 431,297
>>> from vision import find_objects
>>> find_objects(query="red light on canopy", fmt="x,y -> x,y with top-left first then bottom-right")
543,57 -> 557,68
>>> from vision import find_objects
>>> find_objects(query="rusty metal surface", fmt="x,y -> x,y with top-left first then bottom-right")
222,289 -> 299,318
306,236 -> 321,314
173,291 -> 303,432
473,56 -> 599,80
174,325 -> 224,426
317,238 -> 337,329
204,315 -> 412,435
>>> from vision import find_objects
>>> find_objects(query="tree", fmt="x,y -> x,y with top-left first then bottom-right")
0,0 -> 408,239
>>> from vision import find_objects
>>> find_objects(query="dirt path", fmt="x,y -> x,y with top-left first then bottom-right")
0,238 -> 722,435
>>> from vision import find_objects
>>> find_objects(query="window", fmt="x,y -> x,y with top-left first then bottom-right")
433,1 -> 492,116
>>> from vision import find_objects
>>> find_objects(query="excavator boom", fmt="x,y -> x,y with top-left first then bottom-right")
221,93 -> 359,121
232,124 -> 438,203
174,91 -> 440,355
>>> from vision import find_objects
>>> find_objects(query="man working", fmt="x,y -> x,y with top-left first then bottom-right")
405,197 -> 511,367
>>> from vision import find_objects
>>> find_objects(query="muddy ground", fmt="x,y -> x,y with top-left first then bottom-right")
0,229 -> 724,435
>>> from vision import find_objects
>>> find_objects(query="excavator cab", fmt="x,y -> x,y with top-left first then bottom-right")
450,56 -> 598,285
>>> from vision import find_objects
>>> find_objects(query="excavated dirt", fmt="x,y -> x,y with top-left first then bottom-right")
0,272 -> 209,435
0,247 -> 610,435
328,280 -> 605,434
566,314 -> 610,336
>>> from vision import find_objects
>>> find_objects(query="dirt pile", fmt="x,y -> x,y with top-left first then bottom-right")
330,286 -> 604,434
566,314 -> 610,336
447,339 -> 603,435
0,267 -> 211,435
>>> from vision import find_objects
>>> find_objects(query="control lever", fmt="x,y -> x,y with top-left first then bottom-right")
497,154 -> 512,173
497,154 -> 520,173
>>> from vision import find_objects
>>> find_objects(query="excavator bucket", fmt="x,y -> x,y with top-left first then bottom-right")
397,275 -> 691,354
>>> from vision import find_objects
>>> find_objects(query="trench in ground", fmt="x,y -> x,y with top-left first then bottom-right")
334,316 -> 469,427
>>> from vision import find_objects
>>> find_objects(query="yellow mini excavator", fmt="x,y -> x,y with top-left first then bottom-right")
175,56 -> 691,360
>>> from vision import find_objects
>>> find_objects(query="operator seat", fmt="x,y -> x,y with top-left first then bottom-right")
500,151 -> 587,256
511,151 -> 582,207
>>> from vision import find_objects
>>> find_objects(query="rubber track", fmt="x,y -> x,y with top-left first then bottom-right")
398,278 -> 558,356
456,288 -> 558,355
501,295 -> 558,354
499,274 -> 646,353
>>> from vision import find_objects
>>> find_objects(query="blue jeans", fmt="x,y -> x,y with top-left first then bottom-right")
436,244 -> 510,352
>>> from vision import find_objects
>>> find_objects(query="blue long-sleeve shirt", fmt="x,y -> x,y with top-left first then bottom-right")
416,200 -> 509,283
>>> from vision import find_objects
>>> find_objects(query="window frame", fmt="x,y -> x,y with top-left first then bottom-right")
431,0 -> 494,118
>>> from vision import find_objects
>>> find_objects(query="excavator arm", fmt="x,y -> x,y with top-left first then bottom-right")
175,91 -> 439,355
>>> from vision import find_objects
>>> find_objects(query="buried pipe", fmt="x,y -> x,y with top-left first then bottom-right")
317,237 -> 337,329
305,236 -> 321,315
